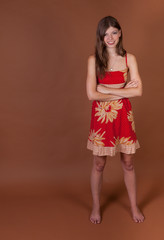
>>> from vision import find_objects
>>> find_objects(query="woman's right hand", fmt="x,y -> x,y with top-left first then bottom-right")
96,84 -> 110,94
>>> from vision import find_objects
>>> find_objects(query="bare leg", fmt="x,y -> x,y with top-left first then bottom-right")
90,155 -> 107,224
120,152 -> 145,223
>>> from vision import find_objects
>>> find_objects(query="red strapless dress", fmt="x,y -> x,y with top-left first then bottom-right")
87,60 -> 140,156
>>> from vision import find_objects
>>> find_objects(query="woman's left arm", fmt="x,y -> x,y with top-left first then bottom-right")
97,54 -> 143,98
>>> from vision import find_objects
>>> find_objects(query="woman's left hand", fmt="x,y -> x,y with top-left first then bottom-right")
125,80 -> 138,88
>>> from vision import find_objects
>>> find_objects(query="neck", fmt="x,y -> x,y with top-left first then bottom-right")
106,47 -> 117,57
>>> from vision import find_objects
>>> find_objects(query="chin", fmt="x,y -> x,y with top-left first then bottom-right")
107,44 -> 117,48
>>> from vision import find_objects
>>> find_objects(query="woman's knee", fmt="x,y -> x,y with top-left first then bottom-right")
120,153 -> 134,171
93,155 -> 107,172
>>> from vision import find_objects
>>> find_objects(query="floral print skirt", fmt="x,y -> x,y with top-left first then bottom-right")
87,98 -> 140,156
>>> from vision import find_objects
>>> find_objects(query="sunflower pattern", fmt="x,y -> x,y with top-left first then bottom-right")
110,136 -> 134,146
95,100 -> 123,124
88,129 -> 106,146
127,110 -> 135,132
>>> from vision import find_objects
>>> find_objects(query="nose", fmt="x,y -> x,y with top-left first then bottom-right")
108,34 -> 113,40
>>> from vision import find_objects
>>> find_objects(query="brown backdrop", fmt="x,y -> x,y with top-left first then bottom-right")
0,0 -> 164,239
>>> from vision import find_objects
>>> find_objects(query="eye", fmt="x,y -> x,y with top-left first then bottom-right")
113,31 -> 118,34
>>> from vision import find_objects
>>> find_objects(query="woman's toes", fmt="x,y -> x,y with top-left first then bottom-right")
90,218 -> 92,223
90,208 -> 101,224
131,206 -> 145,223
90,216 -> 101,224
133,217 -> 138,223
90,217 -> 96,224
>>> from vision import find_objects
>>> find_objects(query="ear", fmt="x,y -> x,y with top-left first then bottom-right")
118,30 -> 121,37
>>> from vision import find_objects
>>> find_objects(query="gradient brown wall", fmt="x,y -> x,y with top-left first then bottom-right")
0,0 -> 164,193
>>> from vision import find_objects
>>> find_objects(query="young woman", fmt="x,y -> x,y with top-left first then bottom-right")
86,16 -> 145,224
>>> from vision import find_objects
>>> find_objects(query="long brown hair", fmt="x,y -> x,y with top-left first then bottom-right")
95,16 -> 126,79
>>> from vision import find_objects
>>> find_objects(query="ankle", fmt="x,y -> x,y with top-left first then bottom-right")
131,205 -> 139,211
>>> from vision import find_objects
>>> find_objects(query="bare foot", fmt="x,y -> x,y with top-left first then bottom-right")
131,206 -> 145,223
90,207 -> 101,224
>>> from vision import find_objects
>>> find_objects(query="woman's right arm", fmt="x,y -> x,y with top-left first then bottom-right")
86,55 -> 123,101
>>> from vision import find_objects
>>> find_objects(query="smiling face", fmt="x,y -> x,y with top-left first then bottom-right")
104,26 -> 121,48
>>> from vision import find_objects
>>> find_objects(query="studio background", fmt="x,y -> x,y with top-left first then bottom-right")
0,0 -> 164,239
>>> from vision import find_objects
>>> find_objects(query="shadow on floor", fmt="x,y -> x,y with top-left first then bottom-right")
54,177 -> 164,220
101,180 -> 164,218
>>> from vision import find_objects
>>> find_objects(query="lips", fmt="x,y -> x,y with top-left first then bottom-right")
107,41 -> 114,45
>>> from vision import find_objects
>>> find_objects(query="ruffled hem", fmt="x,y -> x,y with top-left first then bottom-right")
87,139 -> 140,156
